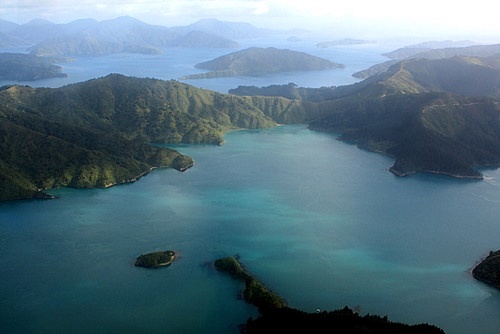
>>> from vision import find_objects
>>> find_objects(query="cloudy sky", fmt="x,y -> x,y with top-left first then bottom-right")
1,0 -> 499,40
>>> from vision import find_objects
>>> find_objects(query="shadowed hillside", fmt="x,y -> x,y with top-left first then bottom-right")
230,55 -> 500,178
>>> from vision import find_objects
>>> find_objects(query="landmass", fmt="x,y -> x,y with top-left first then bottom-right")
353,43 -> 500,79
0,52 -> 68,81
179,47 -> 344,80
1,17 -> 241,57
472,250 -> 500,289
135,250 -> 175,268
214,256 -> 445,333
1,50 -> 499,201
230,54 -> 500,179
0,74 -> 293,201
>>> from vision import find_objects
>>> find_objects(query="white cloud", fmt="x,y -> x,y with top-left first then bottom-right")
1,0 -> 499,39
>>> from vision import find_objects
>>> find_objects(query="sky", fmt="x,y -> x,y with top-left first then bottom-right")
1,0 -> 499,41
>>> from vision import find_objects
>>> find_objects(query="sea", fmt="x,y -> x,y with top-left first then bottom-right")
1,36 -> 499,334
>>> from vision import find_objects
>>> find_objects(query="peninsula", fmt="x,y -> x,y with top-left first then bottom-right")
214,256 -> 444,333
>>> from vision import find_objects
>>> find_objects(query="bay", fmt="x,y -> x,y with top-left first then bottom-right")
1,125 -> 499,334
1,39 -> 499,334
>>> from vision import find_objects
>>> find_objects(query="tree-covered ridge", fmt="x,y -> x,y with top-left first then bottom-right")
180,47 -> 344,79
229,55 -> 500,178
310,92 -> 500,178
214,256 -> 444,334
1,50 -> 499,201
0,74 -> 310,201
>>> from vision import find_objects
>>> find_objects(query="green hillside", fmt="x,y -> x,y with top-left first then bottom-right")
1,52 -> 499,201
230,55 -> 500,178
0,74 -> 309,201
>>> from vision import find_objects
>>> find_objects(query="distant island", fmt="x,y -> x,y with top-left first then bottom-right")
472,250 -> 500,289
0,53 -> 68,81
179,47 -> 344,79
214,256 -> 445,333
135,250 -> 175,268
316,38 -> 374,48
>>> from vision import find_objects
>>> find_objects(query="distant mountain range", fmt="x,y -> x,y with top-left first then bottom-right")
353,43 -> 500,79
0,16 -> 274,56
180,47 -> 345,79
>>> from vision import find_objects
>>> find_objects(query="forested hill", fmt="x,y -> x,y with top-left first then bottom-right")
0,74 -> 314,201
1,54 -> 499,201
230,55 -> 500,178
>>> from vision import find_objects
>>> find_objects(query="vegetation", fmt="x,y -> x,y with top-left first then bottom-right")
180,47 -> 344,79
1,51 -> 499,201
214,256 -> 287,310
472,250 -> 500,289
135,250 -> 175,268
214,256 -> 444,333
0,53 -> 68,81
0,74 -> 311,201
229,82 -> 338,102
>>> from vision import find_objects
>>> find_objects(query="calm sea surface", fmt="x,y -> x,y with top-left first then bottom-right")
1,40 -> 499,334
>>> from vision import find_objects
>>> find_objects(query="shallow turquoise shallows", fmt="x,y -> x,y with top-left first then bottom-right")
1,125 -> 499,334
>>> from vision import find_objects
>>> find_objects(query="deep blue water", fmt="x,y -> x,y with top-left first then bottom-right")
1,41 -> 499,334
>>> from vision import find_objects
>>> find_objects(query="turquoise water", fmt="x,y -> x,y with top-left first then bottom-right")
1,125 -> 499,333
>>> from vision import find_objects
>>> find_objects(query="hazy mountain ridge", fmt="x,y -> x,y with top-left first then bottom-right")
170,18 -> 274,39
383,40 -> 481,59
180,47 -> 345,79
354,43 -> 500,79
0,17 -> 243,56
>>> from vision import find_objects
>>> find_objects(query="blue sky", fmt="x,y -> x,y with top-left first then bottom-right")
1,0 -> 499,40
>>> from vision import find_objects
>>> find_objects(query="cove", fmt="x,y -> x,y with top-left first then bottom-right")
0,124 -> 499,334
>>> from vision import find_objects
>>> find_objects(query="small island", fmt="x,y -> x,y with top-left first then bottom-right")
472,250 -> 500,289
214,256 -> 444,333
135,250 -> 175,268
